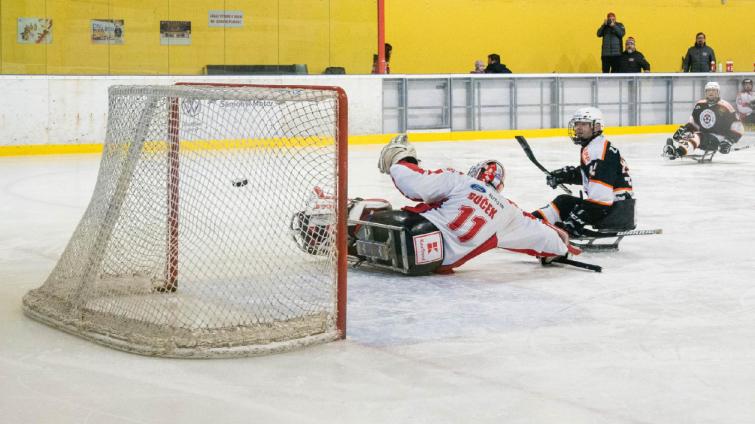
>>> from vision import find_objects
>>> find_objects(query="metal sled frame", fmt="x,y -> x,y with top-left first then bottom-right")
347,219 -> 413,274
570,228 -> 663,252
684,150 -> 716,163
570,233 -> 626,252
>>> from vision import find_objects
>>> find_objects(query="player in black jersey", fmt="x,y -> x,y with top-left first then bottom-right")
532,107 -> 635,237
664,81 -> 744,159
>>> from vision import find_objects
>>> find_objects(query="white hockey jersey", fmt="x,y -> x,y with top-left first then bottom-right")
736,90 -> 754,117
389,161 -> 571,272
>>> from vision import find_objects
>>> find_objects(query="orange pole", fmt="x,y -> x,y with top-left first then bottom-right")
377,0 -> 386,74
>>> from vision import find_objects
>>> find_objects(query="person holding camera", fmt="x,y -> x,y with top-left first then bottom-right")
596,12 -> 625,73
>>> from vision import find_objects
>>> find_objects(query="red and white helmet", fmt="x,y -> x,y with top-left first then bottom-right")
468,160 -> 505,192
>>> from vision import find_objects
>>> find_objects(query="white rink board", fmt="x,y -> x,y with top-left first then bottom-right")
2,133 -> 755,423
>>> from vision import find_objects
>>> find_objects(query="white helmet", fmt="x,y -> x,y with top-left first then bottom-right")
568,107 -> 604,144
377,133 -> 417,174
468,159 -> 505,192
704,81 -> 720,103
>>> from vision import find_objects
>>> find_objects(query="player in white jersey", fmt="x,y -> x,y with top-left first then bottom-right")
735,78 -> 754,125
375,135 -> 577,274
664,81 -> 744,159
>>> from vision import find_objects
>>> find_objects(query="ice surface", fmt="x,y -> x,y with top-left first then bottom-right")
1,134 -> 754,423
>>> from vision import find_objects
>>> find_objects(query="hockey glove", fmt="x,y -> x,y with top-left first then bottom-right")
557,207 -> 588,238
377,134 -> 418,174
672,126 -> 688,141
718,138 -> 734,154
546,166 -> 578,188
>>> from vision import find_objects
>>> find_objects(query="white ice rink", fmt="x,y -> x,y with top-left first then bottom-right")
2,133 -> 755,423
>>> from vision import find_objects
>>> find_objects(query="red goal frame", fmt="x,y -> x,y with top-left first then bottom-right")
168,82 -> 348,338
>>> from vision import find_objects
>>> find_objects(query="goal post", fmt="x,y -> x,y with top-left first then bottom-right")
23,83 -> 348,358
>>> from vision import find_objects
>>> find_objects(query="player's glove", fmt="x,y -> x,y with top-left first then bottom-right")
672,126 -> 688,141
546,166 -> 578,189
718,138 -> 734,154
377,134 -> 418,174
557,207 -> 588,238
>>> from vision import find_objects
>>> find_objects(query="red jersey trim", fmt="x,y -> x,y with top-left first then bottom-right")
435,234 -> 498,273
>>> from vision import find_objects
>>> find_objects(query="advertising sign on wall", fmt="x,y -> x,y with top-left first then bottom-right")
209,10 -> 244,28
17,18 -> 53,44
160,21 -> 191,45
91,19 -> 124,44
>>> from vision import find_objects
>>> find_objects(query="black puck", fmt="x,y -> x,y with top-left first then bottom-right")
232,178 -> 249,187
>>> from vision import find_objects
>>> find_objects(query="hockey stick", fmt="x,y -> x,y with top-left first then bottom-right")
579,228 -> 663,239
514,135 -> 573,195
548,256 -> 602,273
733,144 -> 752,151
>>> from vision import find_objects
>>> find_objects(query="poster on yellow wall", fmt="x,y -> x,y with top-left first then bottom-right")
209,11 -> 244,28
91,20 -> 124,45
160,21 -> 191,46
17,18 -> 53,44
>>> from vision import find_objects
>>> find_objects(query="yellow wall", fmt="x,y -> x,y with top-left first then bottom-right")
1,0 -> 376,75
388,0 -> 755,73
1,0 -> 753,75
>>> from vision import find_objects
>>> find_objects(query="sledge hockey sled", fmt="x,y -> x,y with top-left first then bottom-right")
684,150 -> 716,163
567,198 -> 662,251
347,211 -> 444,276
663,138 -> 717,163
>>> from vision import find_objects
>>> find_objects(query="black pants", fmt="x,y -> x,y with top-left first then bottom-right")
549,195 -> 636,230
601,56 -> 621,73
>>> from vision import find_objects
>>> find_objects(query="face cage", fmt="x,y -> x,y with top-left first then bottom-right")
705,89 -> 720,103
470,161 -> 505,192
568,119 -> 602,144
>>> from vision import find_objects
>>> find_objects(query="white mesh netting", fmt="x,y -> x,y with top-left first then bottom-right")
23,84 -> 346,357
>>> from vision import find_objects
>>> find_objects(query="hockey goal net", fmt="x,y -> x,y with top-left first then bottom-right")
23,83 -> 348,357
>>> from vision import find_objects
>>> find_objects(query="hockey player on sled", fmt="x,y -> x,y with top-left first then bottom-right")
663,81 -> 744,163
291,134 -> 603,275
529,107 -> 660,251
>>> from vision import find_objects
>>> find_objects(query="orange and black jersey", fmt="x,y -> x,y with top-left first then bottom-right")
683,99 -> 743,142
561,135 -> 633,209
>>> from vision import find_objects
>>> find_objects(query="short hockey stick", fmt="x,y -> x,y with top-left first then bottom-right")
549,256 -> 602,273
514,135 -> 573,195
733,144 -> 752,151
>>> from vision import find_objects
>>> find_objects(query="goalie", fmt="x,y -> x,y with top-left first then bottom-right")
293,135 -> 579,275
664,81 -> 744,160
376,135 -> 580,274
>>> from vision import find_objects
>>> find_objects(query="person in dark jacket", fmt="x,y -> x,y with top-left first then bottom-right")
617,37 -> 650,73
682,32 -> 715,72
597,12 -> 625,73
484,53 -> 512,74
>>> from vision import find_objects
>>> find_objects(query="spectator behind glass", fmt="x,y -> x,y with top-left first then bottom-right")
484,53 -> 512,74
682,32 -> 715,72
736,79 -> 755,125
372,43 -> 393,74
471,60 -> 486,74
596,12 -> 625,73
617,37 -> 650,73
